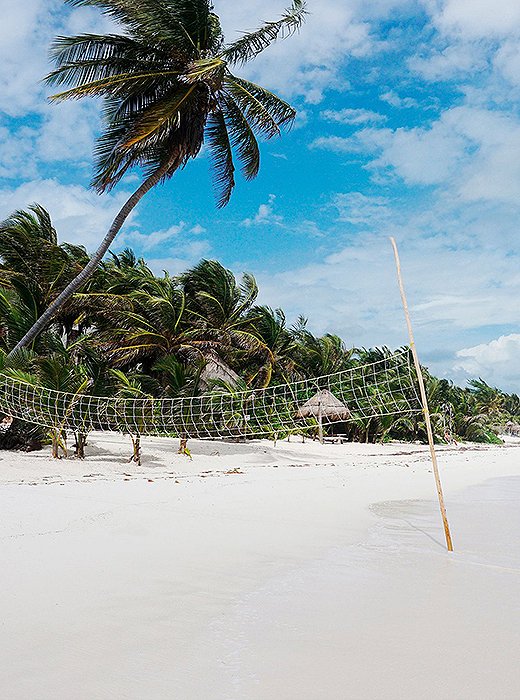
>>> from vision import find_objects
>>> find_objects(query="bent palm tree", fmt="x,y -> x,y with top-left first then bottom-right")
10,0 -> 306,355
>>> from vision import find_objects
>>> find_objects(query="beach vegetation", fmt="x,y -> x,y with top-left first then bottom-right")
1,205 -> 518,457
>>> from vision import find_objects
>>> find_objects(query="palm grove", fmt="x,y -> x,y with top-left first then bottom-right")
1,0 -> 518,457
1,204 -> 518,456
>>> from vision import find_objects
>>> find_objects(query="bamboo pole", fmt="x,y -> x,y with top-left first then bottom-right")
318,400 -> 324,444
390,237 -> 454,552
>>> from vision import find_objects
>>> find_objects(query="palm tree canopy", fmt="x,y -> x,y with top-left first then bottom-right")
47,0 -> 306,206
0,205 -> 89,302
0,205 -> 94,350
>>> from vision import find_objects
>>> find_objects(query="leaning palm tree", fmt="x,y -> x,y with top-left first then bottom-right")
10,0 -> 306,355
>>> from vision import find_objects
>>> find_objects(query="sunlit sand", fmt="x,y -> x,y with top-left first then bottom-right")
1,435 -> 519,699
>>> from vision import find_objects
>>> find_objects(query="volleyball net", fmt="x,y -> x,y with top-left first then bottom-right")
0,349 -> 423,439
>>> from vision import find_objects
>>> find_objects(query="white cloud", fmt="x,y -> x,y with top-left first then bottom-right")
118,221 -> 211,270
313,105 -> 520,202
146,241 -> 212,277
146,257 -> 191,277
241,194 -> 283,227
367,119 -> 468,185
119,223 -> 186,252
380,91 -> 418,109
408,42 -> 487,81
215,0 -> 377,103
293,108 -> 309,129
432,0 -> 520,39
0,0 -> 53,116
494,40 -> 520,86
65,5 -> 115,35
309,135 -> 364,154
0,125 -> 39,180
37,102 -> 100,165
332,192 -> 390,225
454,334 -> 520,390
410,0 -> 520,104
0,179 -> 133,251
0,0 -> 111,179
312,119 -> 468,185
297,219 -> 328,238
321,108 -> 387,125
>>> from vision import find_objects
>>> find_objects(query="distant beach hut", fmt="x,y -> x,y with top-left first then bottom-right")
297,389 -> 351,443
199,353 -> 240,391
505,421 -> 520,437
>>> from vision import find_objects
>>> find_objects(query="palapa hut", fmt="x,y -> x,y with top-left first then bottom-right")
174,353 -> 241,453
505,421 -> 520,437
199,352 -> 240,391
297,389 -> 351,443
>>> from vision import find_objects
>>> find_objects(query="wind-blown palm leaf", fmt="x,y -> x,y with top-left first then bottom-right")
205,110 -> 235,208
47,34 -> 178,85
218,93 -> 260,180
65,0 -> 218,51
222,0 -> 307,66
224,76 -> 295,138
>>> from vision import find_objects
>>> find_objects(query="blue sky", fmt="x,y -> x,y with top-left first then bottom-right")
1,0 -> 520,391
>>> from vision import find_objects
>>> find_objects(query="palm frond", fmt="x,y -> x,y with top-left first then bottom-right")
91,82 -> 208,190
219,93 -> 260,180
185,56 -> 225,83
205,110 -> 235,208
224,75 -> 296,137
222,0 -> 307,66
65,0 -> 222,53
121,84 -> 198,148
49,68 -> 182,101
46,34 -> 184,89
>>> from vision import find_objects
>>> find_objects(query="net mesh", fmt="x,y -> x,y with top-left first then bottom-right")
0,349 -> 422,439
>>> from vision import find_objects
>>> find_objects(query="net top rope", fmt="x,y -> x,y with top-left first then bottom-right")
0,349 -> 422,439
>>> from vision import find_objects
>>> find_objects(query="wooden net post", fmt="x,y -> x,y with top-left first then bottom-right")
318,400 -> 324,444
390,237 -> 454,552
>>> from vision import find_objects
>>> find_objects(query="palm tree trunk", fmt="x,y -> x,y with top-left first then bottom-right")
130,434 -> 141,465
8,162 -> 172,356
74,431 -> 87,458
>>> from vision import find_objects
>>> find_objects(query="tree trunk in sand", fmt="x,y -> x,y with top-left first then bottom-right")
130,434 -> 141,465
74,432 -> 87,459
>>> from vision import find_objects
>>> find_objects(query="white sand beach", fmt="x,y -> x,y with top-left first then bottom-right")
1,435 -> 520,699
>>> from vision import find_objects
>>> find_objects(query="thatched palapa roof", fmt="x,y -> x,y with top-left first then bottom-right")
199,353 -> 240,391
297,389 -> 351,422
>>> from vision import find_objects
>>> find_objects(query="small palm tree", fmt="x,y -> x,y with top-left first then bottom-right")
153,353 -> 204,454
1,347 -> 92,458
180,260 -> 269,371
109,368 -> 161,464
91,275 -> 210,368
246,306 -> 297,386
293,326 -> 353,378
11,0 -> 306,355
